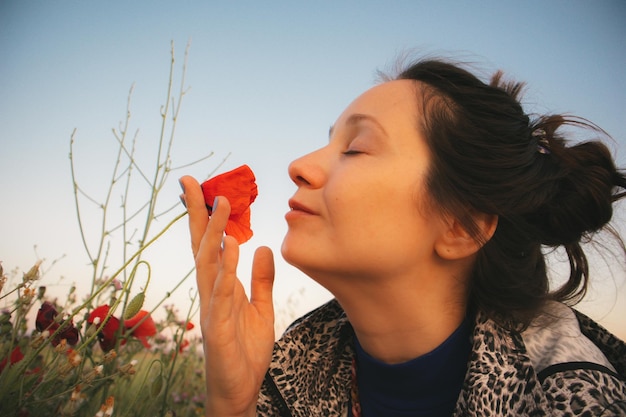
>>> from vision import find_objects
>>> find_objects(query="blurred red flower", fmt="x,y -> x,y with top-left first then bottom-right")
35,302 -> 79,346
88,305 -> 157,351
87,305 -> 121,352
201,164 -> 258,244
0,346 -> 24,373
124,310 -> 157,349
178,339 -> 190,353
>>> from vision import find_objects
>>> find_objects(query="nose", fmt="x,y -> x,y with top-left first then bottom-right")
288,147 -> 328,188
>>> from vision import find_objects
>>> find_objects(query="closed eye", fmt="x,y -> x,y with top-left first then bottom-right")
342,149 -> 362,155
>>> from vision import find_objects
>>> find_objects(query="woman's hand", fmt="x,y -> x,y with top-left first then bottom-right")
180,176 -> 275,417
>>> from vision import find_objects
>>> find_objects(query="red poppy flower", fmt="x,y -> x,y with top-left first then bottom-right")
0,346 -> 24,373
35,302 -> 79,346
201,164 -> 258,244
88,305 -> 158,351
124,310 -> 157,349
183,321 -> 194,331
87,305 -> 121,352
178,339 -> 190,353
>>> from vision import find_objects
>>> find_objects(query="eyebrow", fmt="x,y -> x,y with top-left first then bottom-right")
328,113 -> 389,139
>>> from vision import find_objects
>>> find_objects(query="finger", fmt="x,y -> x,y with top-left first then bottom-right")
209,235 -> 240,323
250,246 -> 275,323
200,195 -> 232,263
195,196 -> 232,300
179,175 -> 208,257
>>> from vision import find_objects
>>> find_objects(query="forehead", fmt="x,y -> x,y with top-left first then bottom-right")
335,80 -> 420,128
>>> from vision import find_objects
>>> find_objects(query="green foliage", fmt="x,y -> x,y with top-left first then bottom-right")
0,42 -> 210,417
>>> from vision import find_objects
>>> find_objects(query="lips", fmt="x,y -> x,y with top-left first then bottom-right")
288,199 -> 316,214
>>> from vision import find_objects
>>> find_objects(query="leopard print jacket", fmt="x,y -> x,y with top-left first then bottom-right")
258,300 -> 626,416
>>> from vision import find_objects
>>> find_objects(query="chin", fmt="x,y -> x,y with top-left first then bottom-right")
281,239 -> 323,278
280,237 -> 305,269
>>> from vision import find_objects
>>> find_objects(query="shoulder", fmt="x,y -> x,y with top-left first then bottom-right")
259,300 -> 353,416
282,298 -> 348,337
541,367 -> 626,415
275,298 -> 353,371
522,302 -> 626,415
460,305 -> 626,416
574,308 -> 626,376
521,301 -> 618,376
275,299 -> 351,356
461,311 -> 553,414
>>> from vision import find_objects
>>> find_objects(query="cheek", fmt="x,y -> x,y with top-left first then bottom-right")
331,175 -> 433,246
324,178 -> 377,234
326,176 -> 406,242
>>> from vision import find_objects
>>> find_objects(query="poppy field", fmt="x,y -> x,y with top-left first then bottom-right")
0,262 -> 205,417
0,44 -> 210,417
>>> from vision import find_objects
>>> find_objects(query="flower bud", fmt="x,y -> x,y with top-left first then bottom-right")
123,292 -> 145,320
151,376 -> 163,397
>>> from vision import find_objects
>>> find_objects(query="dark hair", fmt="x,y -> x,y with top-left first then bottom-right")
394,59 -> 626,328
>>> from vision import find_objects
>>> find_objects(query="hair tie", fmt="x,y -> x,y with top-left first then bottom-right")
532,128 -> 550,154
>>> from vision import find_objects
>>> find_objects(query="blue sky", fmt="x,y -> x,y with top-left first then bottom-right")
1,1 -> 625,337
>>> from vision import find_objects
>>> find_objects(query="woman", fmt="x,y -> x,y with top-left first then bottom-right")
180,59 -> 626,416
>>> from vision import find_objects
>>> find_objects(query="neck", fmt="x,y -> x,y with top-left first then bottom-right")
334,273 -> 469,364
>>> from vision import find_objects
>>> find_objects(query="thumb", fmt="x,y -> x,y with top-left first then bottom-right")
250,246 -> 275,322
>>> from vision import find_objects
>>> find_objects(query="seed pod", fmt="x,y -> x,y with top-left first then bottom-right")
123,292 -> 145,320
151,376 -> 163,397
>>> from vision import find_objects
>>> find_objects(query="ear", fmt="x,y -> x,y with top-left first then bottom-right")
434,211 -> 498,260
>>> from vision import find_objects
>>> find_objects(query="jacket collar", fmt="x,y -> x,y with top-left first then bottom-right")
453,310 -> 551,415
268,300 -> 353,416
267,300 -> 623,416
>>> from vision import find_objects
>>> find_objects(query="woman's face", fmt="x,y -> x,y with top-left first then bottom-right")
281,80 -> 447,288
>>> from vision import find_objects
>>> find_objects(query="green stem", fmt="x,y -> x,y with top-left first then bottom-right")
76,211 -> 188,351
159,291 -> 197,416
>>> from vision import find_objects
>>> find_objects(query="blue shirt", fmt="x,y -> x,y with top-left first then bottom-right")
351,317 -> 472,417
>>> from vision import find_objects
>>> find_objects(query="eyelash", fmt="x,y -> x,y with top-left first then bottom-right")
342,150 -> 362,156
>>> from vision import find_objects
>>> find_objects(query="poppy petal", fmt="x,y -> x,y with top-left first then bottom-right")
99,332 -> 118,352
88,305 -> 111,323
101,316 -> 121,340
36,302 -> 79,346
178,339 -> 190,353
0,346 -> 24,373
58,324 -> 80,346
125,310 -> 157,339
36,301 -> 58,332
135,336 -> 152,349
88,305 -> 120,351
200,165 -> 258,244
224,209 -> 253,244
88,305 -> 120,338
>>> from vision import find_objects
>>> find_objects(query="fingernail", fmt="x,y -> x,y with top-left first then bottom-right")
213,196 -> 219,210
179,194 -> 187,208
178,178 -> 185,192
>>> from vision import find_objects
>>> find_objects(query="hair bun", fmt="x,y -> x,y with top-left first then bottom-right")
529,139 -> 617,246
